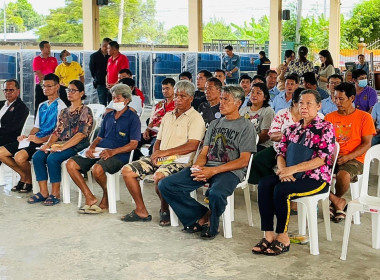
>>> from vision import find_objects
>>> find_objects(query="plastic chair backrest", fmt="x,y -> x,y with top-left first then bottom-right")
21,115 -> 35,135
330,142 -> 340,185
244,136 -> 259,180
87,104 -> 106,120
89,118 -> 98,142
359,144 -> 380,197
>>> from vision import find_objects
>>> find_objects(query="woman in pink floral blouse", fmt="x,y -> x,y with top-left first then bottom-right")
252,89 -> 335,256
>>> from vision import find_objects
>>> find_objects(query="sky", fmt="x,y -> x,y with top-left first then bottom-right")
12,0 -> 362,30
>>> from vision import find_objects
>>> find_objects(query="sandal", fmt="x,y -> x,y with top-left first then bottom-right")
159,210 -> 171,227
200,225 -> 219,240
329,205 -> 336,220
11,181 -> 24,192
27,192 -> 47,204
333,204 -> 348,223
121,210 -> 152,222
252,238 -> 272,254
182,223 -> 206,233
19,183 -> 33,193
263,240 -> 290,256
41,195 -> 60,206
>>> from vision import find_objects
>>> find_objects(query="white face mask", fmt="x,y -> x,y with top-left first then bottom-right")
112,101 -> 125,111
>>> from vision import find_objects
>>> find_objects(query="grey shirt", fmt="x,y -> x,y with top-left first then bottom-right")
204,117 -> 257,181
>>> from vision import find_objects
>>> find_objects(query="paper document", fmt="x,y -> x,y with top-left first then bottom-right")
156,155 -> 191,165
78,147 -> 106,158
18,139 -> 30,149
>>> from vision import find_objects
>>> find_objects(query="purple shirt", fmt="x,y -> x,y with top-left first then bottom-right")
354,86 -> 377,112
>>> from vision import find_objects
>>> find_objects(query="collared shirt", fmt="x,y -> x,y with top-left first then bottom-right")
32,55 -> 58,84
222,54 -> 240,80
354,86 -> 377,112
54,61 -> 84,87
371,103 -> 380,129
89,48 -> 110,86
287,58 -> 314,77
320,96 -> 337,115
269,86 -> 280,101
0,100 -> 16,128
316,87 -> 329,100
271,91 -> 292,113
357,62 -> 369,75
106,53 -> 129,84
149,99 -> 175,136
277,115 -> 336,183
241,93 -> 250,109
98,108 -> 141,163
157,107 -> 205,161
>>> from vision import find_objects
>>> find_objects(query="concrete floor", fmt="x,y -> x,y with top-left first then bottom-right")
1,166 -> 380,280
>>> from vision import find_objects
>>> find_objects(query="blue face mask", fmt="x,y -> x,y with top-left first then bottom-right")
358,79 -> 367,88
65,55 -> 73,63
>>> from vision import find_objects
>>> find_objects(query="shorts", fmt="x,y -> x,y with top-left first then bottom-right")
70,155 -> 125,175
335,159 -> 363,182
4,141 -> 42,161
123,156 -> 187,180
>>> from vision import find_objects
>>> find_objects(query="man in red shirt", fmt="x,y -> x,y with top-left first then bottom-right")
32,41 -> 58,116
106,41 -> 129,91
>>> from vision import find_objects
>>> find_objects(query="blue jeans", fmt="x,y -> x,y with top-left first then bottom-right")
96,84 -> 109,106
158,167 -> 240,235
372,134 -> 380,146
32,148 -> 77,183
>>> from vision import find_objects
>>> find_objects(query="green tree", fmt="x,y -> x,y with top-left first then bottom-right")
231,16 -> 269,44
166,25 -> 188,45
345,0 -> 380,44
203,18 -> 236,43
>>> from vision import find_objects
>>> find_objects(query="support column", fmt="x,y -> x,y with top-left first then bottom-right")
82,0 -> 100,50
269,0 -> 282,68
329,0 -> 341,67
188,0 -> 203,52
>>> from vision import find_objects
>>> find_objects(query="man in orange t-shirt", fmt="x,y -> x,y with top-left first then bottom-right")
325,82 -> 375,223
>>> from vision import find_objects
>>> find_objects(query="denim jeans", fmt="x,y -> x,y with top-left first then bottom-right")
159,167 -> 240,235
32,148 -> 77,183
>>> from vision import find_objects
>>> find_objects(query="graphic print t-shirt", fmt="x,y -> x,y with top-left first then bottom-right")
203,117 -> 257,181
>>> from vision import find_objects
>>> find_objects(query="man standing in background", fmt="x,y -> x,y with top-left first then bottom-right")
90,38 -> 112,106
222,45 -> 240,84
106,41 -> 129,91
32,41 -> 58,116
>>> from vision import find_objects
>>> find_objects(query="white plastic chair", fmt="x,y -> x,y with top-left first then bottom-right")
293,142 -> 340,255
87,104 -> 105,122
340,145 -> 380,260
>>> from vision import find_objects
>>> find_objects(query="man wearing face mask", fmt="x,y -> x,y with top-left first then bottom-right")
352,69 -> 377,113
55,49 -> 84,107
66,84 -> 141,213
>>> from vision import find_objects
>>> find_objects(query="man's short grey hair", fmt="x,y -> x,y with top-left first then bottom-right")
222,85 -> 245,104
110,84 -> 132,101
299,89 -> 321,104
174,80 -> 195,97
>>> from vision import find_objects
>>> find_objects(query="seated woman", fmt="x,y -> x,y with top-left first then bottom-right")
247,87 -> 304,184
240,82 -> 275,152
251,89 -> 335,256
28,80 -> 93,206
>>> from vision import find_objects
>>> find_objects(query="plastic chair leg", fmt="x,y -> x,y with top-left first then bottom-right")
305,200 -> 320,255
230,192 -> 235,222
372,213 -> 380,249
222,195 -> 232,238
169,206 -> 179,227
243,186 -> 254,227
0,165 -> 5,185
322,198 -> 332,241
31,163 -> 39,194
350,181 -> 361,224
61,162 -> 71,204
340,204 -> 356,260
115,171 -> 120,201
106,173 -> 117,214
297,202 -> 307,236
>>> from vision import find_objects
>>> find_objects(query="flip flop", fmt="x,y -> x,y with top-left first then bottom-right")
121,210 -> 152,222
78,205 -> 91,214
182,223 -> 207,233
41,195 -> 60,206
27,192 -> 47,204
159,210 -> 170,227
84,204 -> 104,214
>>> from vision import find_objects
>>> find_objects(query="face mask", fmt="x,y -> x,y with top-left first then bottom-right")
358,79 -> 367,88
112,101 -> 125,111
65,55 -> 73,63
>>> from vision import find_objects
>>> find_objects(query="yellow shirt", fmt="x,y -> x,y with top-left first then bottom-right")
54,61 -> 84,87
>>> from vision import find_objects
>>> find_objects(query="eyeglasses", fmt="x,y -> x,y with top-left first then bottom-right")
3,88 -> 16,93
65,88 -> 80,93
41,84 -> 57,89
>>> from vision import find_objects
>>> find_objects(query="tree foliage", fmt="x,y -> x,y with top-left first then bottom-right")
166,25 -> 188,45
203,18 -> 236,43
231,16 -> 269,44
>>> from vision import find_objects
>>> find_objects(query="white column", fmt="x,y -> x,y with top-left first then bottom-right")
269,0 -> 282,68
329,0 -> 341,67
82,0 -> 100,51
188,0 -> 203,52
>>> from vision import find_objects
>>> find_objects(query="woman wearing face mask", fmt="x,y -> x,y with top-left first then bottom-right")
28,80 -> 93,205
351,69 -> 377,113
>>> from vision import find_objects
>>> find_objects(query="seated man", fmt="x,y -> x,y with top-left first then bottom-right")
266,70 -> 280,101
179,71 -> 192,82
302,72 -> 329,100
121,80 -> 206,225
159,85 -> 256,239
0,79 -> 29,147
239,74 -> 253,109
0,73 -> 66,193
352,69 -> 377,112
325,82 -> 375,223
271,74 -> 299,113
320,74 -> 343,115
118,68 -> 144,105
193,70 -> 212,111
66,84 -> 140,213
198,77 -> 222,128
214,69 -> 226,85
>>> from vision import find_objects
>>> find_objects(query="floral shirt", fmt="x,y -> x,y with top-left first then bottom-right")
150,99 -> 175,136
53,104 -> 93,141
268,108 -> 297,152
277,115 -> 335,183
287,58 -> 314,77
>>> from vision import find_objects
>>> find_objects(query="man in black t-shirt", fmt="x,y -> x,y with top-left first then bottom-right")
198,77 -> 223,128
